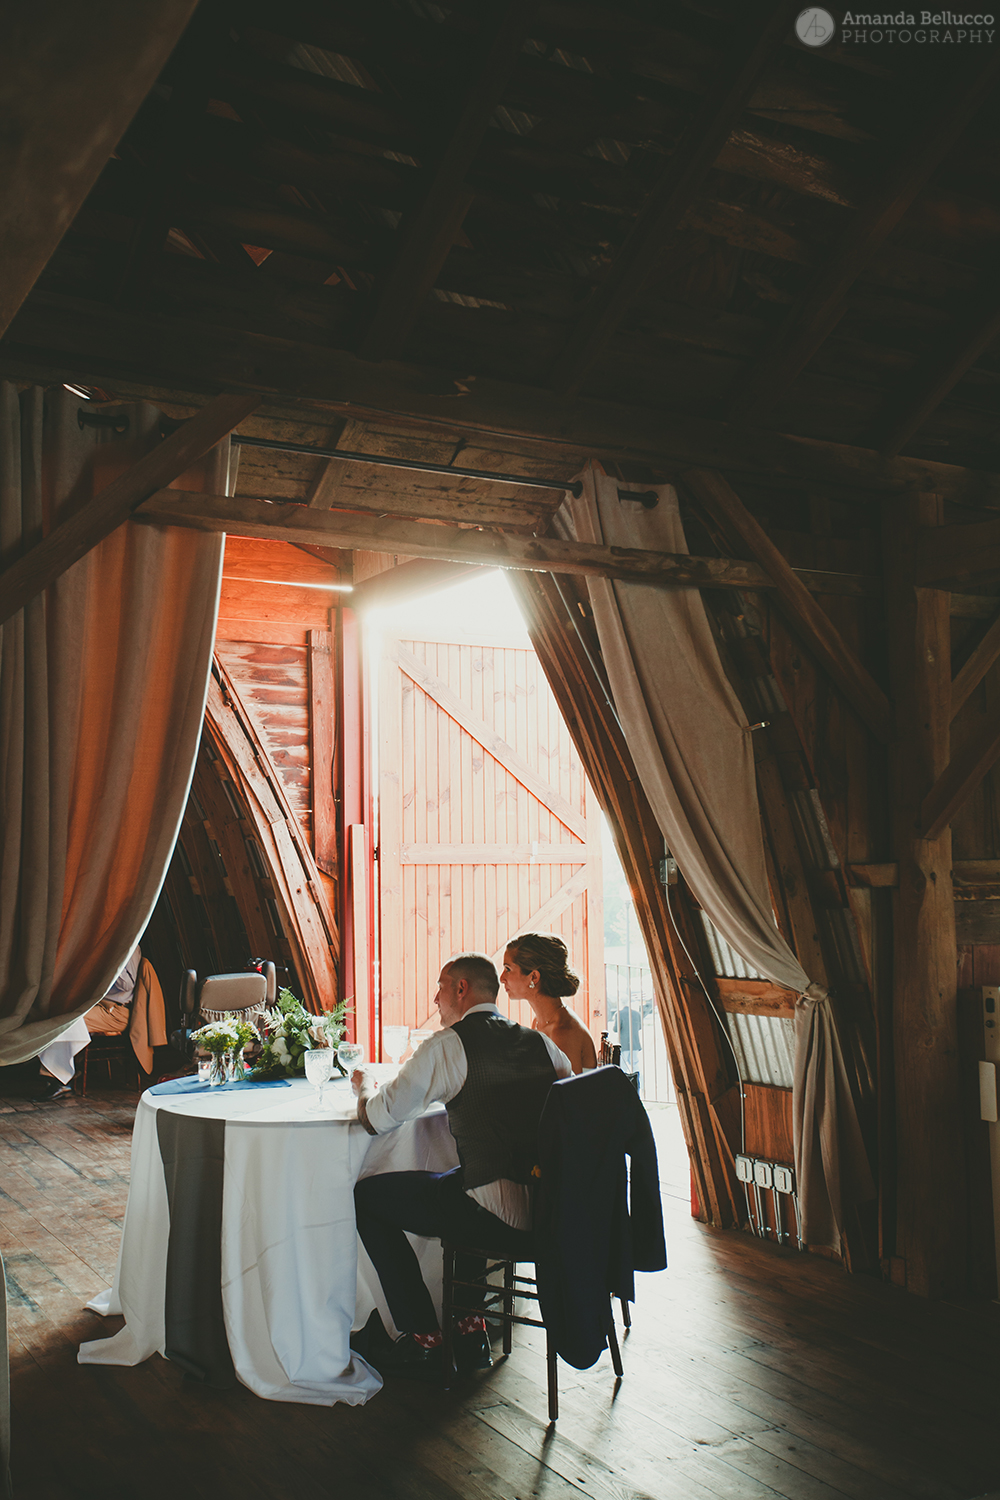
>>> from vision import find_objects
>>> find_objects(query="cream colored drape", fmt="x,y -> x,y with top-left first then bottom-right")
556,467 -> 874,1251
0,384 -> 226,1064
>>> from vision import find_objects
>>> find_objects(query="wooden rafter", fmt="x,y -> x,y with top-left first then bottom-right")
951,605 -> 1000,719
137,486 -> 870,597
870,300 -> 1000,457
0,392 -> 259,627
0,0 -> 200,340
921,701 -> 1000,840
9,298 -> 1000,507
727,50 -> 1000,426
357,0 -> 535,362
683,467 -> 891,742
545,0 -> 797,399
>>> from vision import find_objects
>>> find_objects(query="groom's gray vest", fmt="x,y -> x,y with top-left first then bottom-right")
447,1011 -> 557,1190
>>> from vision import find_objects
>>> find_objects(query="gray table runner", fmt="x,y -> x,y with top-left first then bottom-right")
156,1111 -> 236,1389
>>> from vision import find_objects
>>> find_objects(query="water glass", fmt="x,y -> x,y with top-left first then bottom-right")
381,1025 -> 409,1063
304,1048 -> 333,1112
337,1040 -> 364,1080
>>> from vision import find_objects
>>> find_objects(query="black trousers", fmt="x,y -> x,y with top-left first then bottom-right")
354,1168 -> 534,1335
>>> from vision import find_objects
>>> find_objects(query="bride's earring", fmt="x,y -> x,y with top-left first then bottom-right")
528,980 -> 535,989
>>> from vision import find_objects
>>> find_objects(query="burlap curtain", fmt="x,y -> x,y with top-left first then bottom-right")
0,384 -> 226,1064
551,467 -> 874,1252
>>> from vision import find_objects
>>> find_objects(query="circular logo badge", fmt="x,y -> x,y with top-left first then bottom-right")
795,7 -> 836,45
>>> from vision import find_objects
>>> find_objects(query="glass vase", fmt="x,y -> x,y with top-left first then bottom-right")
208,1052 -> 229,1087
226,1049 -> 246,1084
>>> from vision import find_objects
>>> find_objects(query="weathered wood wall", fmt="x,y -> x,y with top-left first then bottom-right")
378,630 -> 603,1038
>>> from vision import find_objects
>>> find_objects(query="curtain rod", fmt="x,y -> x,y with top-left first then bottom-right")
230,434 -> 659,507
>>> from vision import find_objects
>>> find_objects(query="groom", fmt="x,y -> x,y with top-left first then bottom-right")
352,951 -> 570,1376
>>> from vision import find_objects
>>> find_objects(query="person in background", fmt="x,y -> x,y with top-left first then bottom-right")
351,952 -> 571,1379
500,932 -> 597,1075
612,995 -> 652,1078
34,947 -> 144,1100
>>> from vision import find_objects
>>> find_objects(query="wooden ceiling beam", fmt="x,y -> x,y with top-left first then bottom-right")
726,50 -> 1000,426
921,701 -> 1000,840
357,0 -> 536,363
134,488 -> 876,598
135,488 -> 778,589
0,0 -> 200,341
7,296 -> 1000,508
0,393 -> 259,627
683,467 -> 891,742
252,477 -> 554,529
545,0 -> 797,399
869,300 -> 1000,457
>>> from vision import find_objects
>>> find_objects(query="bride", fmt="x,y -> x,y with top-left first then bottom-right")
500,932 -> 597,1075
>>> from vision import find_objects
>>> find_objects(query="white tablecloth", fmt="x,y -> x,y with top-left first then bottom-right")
38,1014 -> 91,1083
78,1074 -> 459,1405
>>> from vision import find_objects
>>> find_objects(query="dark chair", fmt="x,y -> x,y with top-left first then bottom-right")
441,1242 -> 623,1422
600,1030 -> 640,1092
75,1029 -> 142,1096
440,1067 -> 664,1421
171,964 -> 276,1055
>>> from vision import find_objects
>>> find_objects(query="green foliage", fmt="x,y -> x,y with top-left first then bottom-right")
250,989 -> 349,1079
191,1016 -> 260,1056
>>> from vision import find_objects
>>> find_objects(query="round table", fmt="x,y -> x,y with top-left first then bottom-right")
78,1073 -> 458,1405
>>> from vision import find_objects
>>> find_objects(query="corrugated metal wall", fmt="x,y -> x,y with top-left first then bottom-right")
698,912 -> 795,1089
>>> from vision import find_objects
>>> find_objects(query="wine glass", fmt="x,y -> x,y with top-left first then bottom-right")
337,1039 -> 364,1083
304,1048 -> 333,1112
409,1028 -> 434,1052
381,1025 -> 409,1064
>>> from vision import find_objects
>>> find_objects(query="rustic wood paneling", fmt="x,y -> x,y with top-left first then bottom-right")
378,632 -> 602,1042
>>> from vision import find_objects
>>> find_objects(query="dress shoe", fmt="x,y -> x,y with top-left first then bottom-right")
351,1310 -> 444,1383
454,1327 -> 493,1373
31,1077 -> 72,1101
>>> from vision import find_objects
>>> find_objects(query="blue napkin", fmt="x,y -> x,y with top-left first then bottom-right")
148,1075 -> 293,1096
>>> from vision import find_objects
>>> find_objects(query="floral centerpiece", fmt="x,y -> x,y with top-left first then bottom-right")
250,988 -> 348,1080
191,1015 -> 260,1086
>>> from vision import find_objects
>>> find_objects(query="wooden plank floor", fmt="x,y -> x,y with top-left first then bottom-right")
3,1086 -> 999,1500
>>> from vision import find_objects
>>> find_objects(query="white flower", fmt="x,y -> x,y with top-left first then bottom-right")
273,1037 -> 289,1059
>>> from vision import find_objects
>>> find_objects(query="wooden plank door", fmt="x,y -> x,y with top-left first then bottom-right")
378,632 -> 603,1049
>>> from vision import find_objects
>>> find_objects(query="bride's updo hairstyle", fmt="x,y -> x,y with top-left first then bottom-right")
507,933 -> 580,998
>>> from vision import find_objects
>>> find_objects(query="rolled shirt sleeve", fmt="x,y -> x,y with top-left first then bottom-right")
362,1016 -> 572,1134
363,1028 -> 468,1134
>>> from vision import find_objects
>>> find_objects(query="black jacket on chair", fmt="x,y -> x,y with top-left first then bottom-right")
534,1066 -> 667,1370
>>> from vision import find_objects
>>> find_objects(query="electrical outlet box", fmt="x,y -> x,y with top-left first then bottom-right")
659,856 -> 679,887
735,1154 -> 754,1183
753,1160 -> 773,1188
773,1165 -> 795,1194
981,1061 -> 998,1123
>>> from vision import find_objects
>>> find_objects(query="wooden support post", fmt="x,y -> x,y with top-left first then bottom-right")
883,492 -> 966,1297
308,630 -> 336,875
336,606 -> 372,1044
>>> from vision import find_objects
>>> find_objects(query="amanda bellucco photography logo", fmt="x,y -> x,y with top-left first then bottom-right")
795,4 -> 995,41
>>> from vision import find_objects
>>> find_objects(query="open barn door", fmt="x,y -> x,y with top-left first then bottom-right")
377,630 -> 604,1046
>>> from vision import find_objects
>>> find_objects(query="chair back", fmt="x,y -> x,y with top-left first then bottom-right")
198,972 -> 267,1022
599,1031 -> 621,1067
535,1066 -> 666,1370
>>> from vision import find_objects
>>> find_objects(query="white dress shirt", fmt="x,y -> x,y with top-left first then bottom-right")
364,1003 -> 572,1229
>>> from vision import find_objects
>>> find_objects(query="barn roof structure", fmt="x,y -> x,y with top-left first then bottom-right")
4,0 -> 1000,1351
